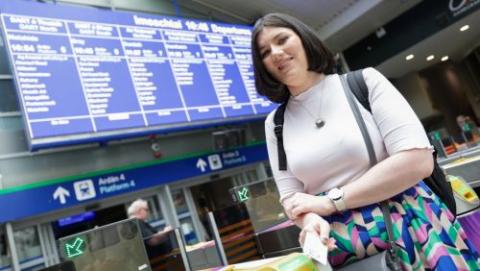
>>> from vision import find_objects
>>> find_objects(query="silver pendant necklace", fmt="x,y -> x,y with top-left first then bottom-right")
298,102 -> 326,129
295,76 -> 327,129
315,119 -> 325,128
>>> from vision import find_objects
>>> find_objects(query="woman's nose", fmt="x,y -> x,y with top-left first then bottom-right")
271,45 -> 283,55
270,46 -> 283,60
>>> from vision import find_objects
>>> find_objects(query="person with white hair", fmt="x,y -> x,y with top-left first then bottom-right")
128,199 -> 172,246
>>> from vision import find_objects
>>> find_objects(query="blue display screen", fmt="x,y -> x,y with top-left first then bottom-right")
57,211 -> 95,227
0,0 -> 276,150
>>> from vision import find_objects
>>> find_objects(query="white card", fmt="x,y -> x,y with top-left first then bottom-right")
302,232 -> 328,266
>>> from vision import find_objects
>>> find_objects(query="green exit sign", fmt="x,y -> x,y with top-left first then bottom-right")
237,187 -> 249,202
65,237 -> 86,258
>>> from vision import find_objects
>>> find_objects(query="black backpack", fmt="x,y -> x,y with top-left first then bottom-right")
272,70 -> 457,215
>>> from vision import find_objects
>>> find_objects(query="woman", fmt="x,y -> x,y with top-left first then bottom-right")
252,13 -> 479,270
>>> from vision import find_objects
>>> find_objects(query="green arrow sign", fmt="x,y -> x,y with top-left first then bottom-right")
65,237 -> 86,258
237,187 -> 249,202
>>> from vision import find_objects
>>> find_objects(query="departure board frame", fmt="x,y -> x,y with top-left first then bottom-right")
0,0 -> 276,150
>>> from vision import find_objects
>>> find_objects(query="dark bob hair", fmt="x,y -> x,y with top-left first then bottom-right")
251,13 -> 336,103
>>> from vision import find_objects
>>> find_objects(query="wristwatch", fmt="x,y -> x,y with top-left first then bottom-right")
327,187 -> 346,212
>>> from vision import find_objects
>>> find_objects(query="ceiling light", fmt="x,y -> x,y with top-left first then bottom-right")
441,56 -> 449,62
426,55 -> 435,61
460,25 -> 470,32
406,54 -> 414,61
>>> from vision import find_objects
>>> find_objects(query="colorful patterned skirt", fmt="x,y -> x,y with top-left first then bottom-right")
326,181 -> 480,270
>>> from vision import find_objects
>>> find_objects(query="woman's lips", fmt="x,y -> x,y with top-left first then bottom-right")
277,57 -> 293,72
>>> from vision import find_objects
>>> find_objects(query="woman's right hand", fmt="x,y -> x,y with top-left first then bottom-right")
298,213 -> 335,250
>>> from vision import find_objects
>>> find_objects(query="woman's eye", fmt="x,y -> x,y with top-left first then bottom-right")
278,36 -> 288,45
261,50 -> 270,59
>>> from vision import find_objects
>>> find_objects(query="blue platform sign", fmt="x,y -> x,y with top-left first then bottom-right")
0,0 -> 276,150
0,143 -> 268,223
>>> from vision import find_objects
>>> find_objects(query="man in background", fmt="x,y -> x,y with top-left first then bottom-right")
128,199 -> 172,247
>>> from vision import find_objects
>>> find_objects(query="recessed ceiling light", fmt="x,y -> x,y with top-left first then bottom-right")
406,54 -> 414,61
426,55 -> 435,61
460,25 -> 470,32
441,56 -> 449,62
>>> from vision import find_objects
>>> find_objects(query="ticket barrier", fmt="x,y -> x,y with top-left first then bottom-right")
144,227 -> 190,271
202,217 -> 324,271
43,218 -> 190,271
254,221 -> 301,259
38,261 -> 75,271
449,175 -> 480,215
449,175 -> 480,251
205,203 -> 302,267
208,204 -> 262,266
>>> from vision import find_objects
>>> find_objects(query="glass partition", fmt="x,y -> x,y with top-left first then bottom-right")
230,178 -> 287,233
59,219 -> 151,271
212,203 -> 261,264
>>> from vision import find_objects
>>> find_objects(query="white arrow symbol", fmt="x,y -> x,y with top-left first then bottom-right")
196,158 -> 208,172
53,186 -> 70,205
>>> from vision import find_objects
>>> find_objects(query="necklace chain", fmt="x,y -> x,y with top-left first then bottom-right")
293,76 -> 327,129
297,100 -> 326,129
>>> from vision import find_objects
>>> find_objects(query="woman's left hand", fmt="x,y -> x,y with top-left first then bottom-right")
284,192 -> 336,219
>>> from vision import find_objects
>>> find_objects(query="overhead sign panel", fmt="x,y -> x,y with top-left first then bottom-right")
0,143 -> 268,223
0,0 -> 276,150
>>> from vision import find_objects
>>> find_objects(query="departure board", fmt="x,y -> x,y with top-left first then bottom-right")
0,0 -> 276,150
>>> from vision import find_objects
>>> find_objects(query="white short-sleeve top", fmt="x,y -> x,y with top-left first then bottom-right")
265,68 -> 432,202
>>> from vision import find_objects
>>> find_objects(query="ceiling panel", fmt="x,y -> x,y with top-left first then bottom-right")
188,0 -> 366,26
186,0 -> 421,52
377,9 -> 480,78
179,0 -> 479,79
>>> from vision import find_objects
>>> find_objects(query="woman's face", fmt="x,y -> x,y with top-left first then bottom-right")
257,26 -> 309,86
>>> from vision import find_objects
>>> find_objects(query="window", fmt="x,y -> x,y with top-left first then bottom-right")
171,188 -> 198,245
179,217 -> 198,245
263,162 -> 273,178
0,227 -> 11,269
0,80 -> 20,113
244,169 -> 259,183
172,189 -> 188,214
14,226 -> 42,262
0,31 -> 12,75
144,197 -> 163,224
13,226 -> 45,270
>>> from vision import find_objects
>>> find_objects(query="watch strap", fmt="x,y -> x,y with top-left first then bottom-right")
329,188 -> 346,212
333,196 -> 346,212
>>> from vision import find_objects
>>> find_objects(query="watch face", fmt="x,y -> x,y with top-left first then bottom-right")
329,188 -> 343,200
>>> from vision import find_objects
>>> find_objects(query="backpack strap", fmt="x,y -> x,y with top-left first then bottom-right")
347,69 -> 371,113
273,102 -> 288,170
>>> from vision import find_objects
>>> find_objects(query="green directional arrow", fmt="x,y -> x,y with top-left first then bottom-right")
65,237 -> 86,258
237,187 -> 249,202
